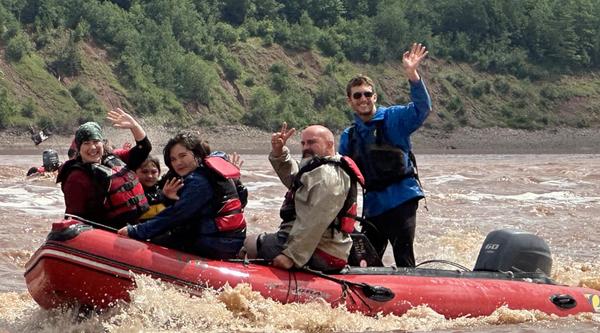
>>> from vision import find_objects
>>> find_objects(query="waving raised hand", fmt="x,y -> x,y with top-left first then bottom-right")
402,43 -> 428,82
228,152 -> 244,170
271,122 -> 296,157
162,177 -> 184,200
106,107 -> 146,141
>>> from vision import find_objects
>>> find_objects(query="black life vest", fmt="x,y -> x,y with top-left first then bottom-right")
348,122 -> 418,191
139,184 -> 166,221
279,156 -> 365,233
202,156 -> 247,233
89,155 -> 149,222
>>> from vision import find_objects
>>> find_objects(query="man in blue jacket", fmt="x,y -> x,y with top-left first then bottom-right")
338,43 -> 432,267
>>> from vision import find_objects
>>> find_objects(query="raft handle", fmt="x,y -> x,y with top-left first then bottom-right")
550,294 -> 577,309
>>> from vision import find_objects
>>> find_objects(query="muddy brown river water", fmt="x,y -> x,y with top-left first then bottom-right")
0,153 -> 599,332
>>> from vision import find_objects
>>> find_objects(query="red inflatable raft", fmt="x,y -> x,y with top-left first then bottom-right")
24,219 -> 600,318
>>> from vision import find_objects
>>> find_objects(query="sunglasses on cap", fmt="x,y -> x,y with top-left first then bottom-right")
352,91 -> 374,99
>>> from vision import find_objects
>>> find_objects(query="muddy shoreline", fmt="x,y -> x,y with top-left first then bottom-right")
1,126 -> 599,156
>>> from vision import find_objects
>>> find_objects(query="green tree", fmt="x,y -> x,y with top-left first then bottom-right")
175,53 -> 218,104
269,63 -> 291,92
219,53 -> 242,81
213,22 -> 238,45
285,11 -> 319,50
374,0 -> 410,57
5,32 -> 32,61
221,0 -> 249,25
244,86 -> 279,129
248,0 -> 283,20
307,0 -> 344,27
49,35 -> 82,77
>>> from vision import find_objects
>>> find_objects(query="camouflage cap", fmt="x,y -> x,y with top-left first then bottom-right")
75,122 -> 104,147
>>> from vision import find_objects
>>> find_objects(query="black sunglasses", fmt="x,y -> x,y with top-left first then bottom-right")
352,91 -> 374,99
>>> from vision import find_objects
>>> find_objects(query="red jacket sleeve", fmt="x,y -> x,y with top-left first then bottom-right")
62,169 -> 95,216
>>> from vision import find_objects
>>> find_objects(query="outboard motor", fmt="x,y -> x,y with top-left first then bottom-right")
42,149 -> 60,172
473,229 -> 552,276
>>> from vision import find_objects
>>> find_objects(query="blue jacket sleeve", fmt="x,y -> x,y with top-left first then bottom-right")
338,128 -> 351,156
127,171 -> 213,240
388,79 -> 432,134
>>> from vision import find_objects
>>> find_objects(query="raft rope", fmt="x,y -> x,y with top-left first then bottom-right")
64,214 -> 118,232
286,270 -> 300,303
302,267 -> 395,303
289,268 -> 374,311
226,258 -> 394,305
415,259 -> 471,272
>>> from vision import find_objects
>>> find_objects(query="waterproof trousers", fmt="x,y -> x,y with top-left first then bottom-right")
362,199 -> 419,267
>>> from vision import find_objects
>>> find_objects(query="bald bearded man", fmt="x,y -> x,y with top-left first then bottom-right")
243,123 -> 363,272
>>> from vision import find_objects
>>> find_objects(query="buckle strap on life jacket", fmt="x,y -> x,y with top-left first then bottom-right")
281,156 -> 364,234
106,193 -> 146,210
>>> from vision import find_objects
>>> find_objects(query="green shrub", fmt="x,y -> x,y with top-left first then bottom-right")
499,105 -> 514,118
262,34 -> 274,46
69,83 -> 104,114
284,12 -> 319,50
256,20 -> 274,37
321,105 -> 351,130
269,63 -> 291,92
20,98 -> 38,118
447,96 -> 464,115
213,22 -> 238,45
540,85 -> 563,100
493,78 -> 510,94
244,86 -> 279,129
175,54 -> 218,104
131,88 -> 164,116
316,32 -> 340,56
5,33 -> 33,61
37,115 -> 57,133
470,80 -> 491,98
445,73 -> 468,88
219,54 -> 242,81
0,88 -> 17,128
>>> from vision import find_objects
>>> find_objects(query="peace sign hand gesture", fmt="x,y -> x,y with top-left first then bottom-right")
402,43 -> 428,82
271,122 -> 296,157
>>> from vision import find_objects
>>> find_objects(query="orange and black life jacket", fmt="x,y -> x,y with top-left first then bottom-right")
90,155 -> 149,222
202,156 -> 247,233
279,156 -> 365,233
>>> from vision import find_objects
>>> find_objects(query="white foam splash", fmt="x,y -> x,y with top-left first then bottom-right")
437,190 -> 600,205
0,184 -> 64,215
423,174 -> 472,185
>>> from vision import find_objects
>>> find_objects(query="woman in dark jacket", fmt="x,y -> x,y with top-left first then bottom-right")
118,131 -> 246,259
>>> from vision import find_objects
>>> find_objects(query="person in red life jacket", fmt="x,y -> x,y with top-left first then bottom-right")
243,123 -> 363,273
136,156 -> 183,222
56,108 -> 152,229
26,149 -> 61,177
118,131 -> 247,259
26,166 -> 46,177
